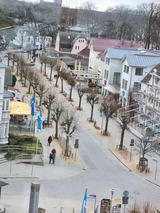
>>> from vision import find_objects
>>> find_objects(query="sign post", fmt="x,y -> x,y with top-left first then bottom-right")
152,159 -> 158,181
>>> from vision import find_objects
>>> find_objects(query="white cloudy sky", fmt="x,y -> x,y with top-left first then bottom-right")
25,0 -> 159,11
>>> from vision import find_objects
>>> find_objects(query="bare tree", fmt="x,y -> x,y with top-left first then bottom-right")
77,86 -> 87,110
51,100 -> 66,139
59,69 -> 67,93
78,1 -> 99,35
67,76 -> 76,101
61,109 -> 79,156
35,80 -> 49,106
48,58 -> 56,81
42,88 -> 56,125
86,88 -> 99,122
42,56 -> 48,76
100,95 -> 118,136
26,68 -> 35,94
118,113 -> 130,150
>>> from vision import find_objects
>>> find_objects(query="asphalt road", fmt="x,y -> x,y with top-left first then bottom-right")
1,54 -> 160,213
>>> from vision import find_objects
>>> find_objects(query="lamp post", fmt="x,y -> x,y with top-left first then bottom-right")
88,194 -> 96,213
110,189 -> 114,213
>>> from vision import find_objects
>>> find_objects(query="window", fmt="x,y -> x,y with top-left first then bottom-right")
124,65 -> 129,74
133,82 -> 141,90
104,70 -> 109,79
2,101 -> 5,110
122,79 -> 128,90
106,57 -> 110,65
75,46 -> 77,49
113,72 -> 120,84
135,68 -> 143,76
6,101 -> 9,110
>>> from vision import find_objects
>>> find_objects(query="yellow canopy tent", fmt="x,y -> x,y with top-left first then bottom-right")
10,101 -> 31,116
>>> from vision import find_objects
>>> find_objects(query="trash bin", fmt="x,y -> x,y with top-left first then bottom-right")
38,207 -> 46,213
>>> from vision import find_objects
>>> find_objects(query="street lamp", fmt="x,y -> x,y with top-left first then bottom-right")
88,194 -> 96,213
110,188 -> 114,213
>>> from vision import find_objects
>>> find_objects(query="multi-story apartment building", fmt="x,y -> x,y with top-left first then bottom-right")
132,65 -> 160,136
0,63 -> 13,144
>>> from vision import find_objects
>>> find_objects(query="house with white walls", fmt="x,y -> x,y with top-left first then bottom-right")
88,38 -> 144,77
128,64 -> 160,138
120,51 -> 160,107
55,31 -> 89,54
10,25 -> 52,50
137,65 -> 160,134
102,48 -> 141,95
0,63 -> 13,144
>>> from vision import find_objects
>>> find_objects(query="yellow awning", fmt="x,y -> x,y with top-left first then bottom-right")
10,101 -> 31,116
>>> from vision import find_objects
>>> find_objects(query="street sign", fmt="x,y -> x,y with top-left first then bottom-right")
74,139 -> 79,149
130,139 -> 134,146
123,191 -> 129,197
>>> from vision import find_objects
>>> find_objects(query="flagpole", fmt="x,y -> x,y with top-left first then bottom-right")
36,129 -> 38,154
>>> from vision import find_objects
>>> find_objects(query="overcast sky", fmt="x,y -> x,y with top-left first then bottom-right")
25,0 -> 159,11
62,0 -> 157,11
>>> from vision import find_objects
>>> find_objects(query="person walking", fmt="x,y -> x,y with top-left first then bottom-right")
51,148 -> 56,164
48,136 -> 52,146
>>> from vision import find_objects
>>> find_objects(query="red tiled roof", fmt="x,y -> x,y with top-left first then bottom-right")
78,47 -> 90,57
91,38 -> 144,52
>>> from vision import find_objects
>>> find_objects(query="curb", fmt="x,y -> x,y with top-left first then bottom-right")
109,148 -> 132,172
0,176 -> 39,180
146,179 -> 160,187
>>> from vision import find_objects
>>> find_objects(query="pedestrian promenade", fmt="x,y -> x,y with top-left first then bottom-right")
2,55 -> 160,185
0,55 -> 160,213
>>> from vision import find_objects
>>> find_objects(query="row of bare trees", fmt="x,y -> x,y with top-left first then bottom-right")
7,52 -> 80,157
8,51 -> 154,158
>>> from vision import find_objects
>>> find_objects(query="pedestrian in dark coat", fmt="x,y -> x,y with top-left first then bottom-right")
48,136 -> 52,146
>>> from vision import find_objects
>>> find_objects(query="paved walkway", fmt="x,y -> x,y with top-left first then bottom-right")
2,56 -> 160,184
1,55 -> 160,212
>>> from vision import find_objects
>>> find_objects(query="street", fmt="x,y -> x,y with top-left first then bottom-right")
0,54 -> 160,213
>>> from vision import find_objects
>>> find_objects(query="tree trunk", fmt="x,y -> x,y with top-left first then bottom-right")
44,64 -> 47,76
104,116 -> 109,135
69,86 -> 72,101
119,128 -> 125,150
7,57 -> 9,66
28,83 -> 31,94
65,134 -> 69,156
39,96 -> 42,106
55,76 -> 59,87
49,68 -> 53,81
40,63 -> 43,73
90,104 -> 94,122
78,96 -> 82,110
55,121 -> 59,139
47,106 -> 51,125
16,64 -> 19,76
60,78 -> 63,93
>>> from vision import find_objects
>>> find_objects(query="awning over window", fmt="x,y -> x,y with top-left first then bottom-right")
104,85 -> 119,94
10,101 -> 31,115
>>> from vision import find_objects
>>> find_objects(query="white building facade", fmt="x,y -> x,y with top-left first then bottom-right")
0,63 -> 11,144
